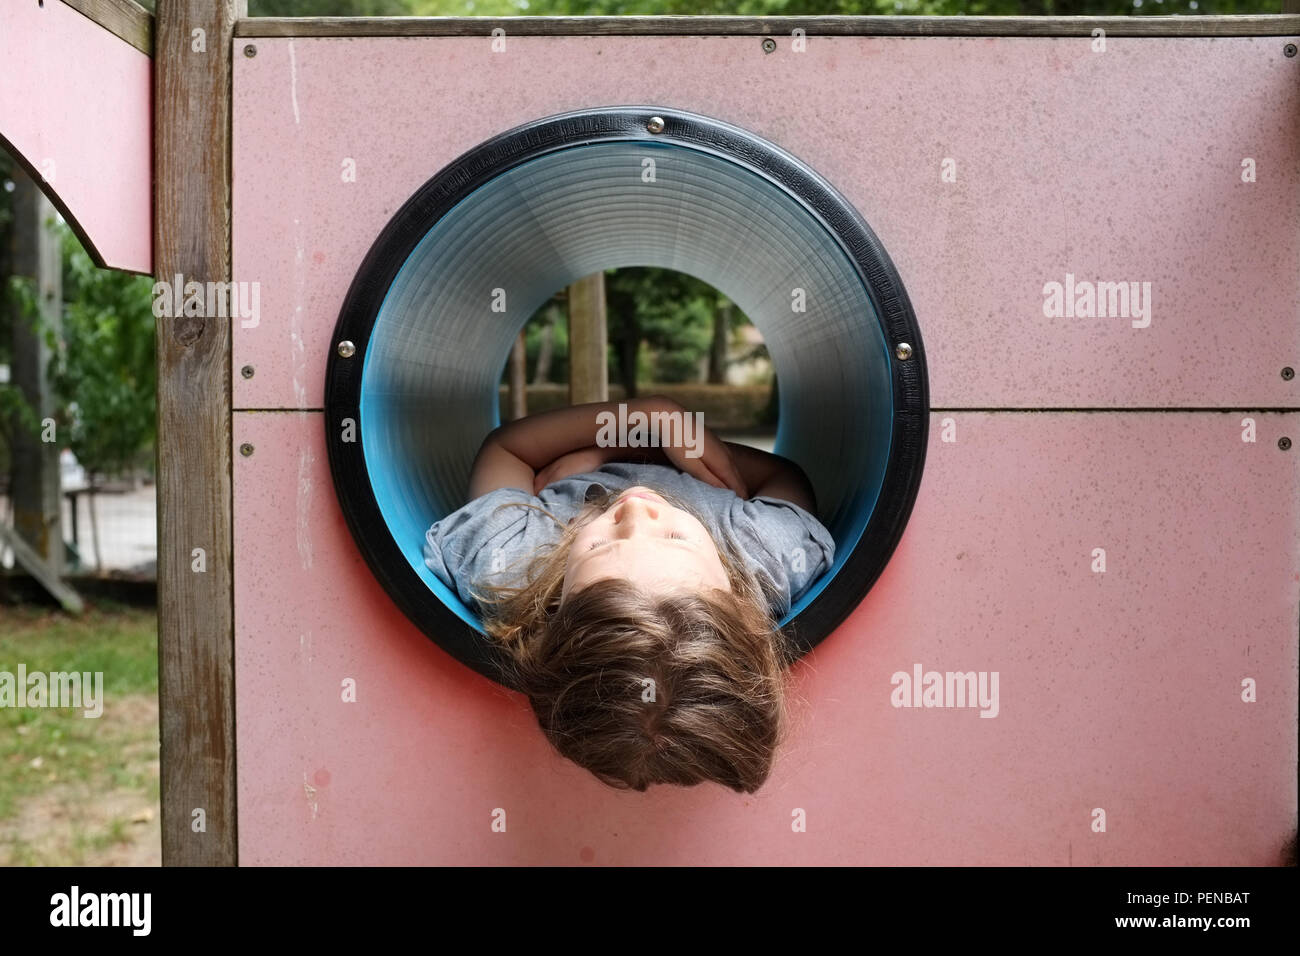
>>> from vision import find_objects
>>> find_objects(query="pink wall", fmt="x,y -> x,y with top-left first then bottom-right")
231,35 -> 1298,864
232,35 -> 1300,410
0,0 -> 152,274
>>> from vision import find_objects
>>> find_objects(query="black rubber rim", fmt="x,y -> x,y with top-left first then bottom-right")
325,105 -> 930,688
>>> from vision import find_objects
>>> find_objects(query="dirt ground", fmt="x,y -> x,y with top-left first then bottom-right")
1,693 -> 161,867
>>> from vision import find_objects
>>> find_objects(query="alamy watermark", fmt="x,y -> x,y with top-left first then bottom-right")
891,663 -> 999,718
0,665 -> 103,718
595,402 -> 705,458
1042,272 -> 1152,328
50,886 -> 150,936
152,274 -> 261,329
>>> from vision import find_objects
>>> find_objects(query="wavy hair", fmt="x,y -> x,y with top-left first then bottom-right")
471,485 -> 796,794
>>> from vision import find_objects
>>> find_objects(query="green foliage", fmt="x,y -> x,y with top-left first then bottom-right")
606,267 -> 721,384
0,278 -> 44,451
521,300 -> 569,381
49,225 -> 157,480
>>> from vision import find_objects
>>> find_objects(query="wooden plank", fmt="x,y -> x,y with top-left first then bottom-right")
235,14 -> 1300,39
153,0 -> 243,867
59,0 -> 152,55
7,168 -> 64,576
0,525 -> 84,614
567,272 -> 608,405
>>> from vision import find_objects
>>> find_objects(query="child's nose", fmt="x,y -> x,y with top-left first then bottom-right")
614,497 -> 660,525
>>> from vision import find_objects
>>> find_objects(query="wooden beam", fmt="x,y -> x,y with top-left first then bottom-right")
153,0 -> 243,867
235,14 -> 1300,39
568,273 -> 609,406
0,525 -> 83,614
8,167 -> 64,578
59,0 -> 153,56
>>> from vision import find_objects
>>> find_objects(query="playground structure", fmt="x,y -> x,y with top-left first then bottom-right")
2,1 -> 1297,865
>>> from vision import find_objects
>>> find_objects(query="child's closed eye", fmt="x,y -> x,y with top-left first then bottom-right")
586,532 -> 689,550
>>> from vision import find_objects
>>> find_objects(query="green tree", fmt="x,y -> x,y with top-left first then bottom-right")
51,224 -> 157,485
605,267 -> 739,391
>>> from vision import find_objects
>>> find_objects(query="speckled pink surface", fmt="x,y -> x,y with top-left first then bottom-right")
0,0 -> 152,273
230,35 -> 1299,865
232,35 -> 1300,409
234,410 -> 1296,865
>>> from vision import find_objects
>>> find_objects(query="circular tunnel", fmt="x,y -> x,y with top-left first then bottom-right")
325,106 -> 929,686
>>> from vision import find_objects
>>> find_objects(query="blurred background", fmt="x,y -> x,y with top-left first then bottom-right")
0,0 -> 1284,865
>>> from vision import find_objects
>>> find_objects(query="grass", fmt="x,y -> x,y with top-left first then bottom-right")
0,602 -> 159,864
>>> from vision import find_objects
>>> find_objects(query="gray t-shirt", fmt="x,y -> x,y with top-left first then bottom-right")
422,461 -> 836,618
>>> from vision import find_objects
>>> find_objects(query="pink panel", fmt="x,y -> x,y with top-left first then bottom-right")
0,0 -> 151,274
233,410 -> 1297,865
232,35 -> 1300,410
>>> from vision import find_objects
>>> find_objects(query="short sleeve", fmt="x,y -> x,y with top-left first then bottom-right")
724,495 -> 837,617
422,487 -> 566,609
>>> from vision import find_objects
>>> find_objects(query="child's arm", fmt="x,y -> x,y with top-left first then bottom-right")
531,444 -> 670,494
722,441 -> 818,513
468,396 -> 745,499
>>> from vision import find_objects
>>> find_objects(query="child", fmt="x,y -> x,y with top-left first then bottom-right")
423,395 -> 835,794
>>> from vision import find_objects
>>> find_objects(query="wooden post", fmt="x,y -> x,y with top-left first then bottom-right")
8,168 -> 63,575
154,0 -> 243,866
567,272 -> 608,405
507,330 -> 528,420
708,297 -> 731,384
533,306 -> 556,385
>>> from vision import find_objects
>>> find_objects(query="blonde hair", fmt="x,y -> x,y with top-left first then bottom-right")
471,486 -> 795,794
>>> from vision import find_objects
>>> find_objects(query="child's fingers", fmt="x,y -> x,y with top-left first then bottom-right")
683,458 -> 728,490
705,439 -> 747,497
533,464 -> 553,493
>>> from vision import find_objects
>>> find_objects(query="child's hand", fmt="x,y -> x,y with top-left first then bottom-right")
641,395 -> 747,497
661,425 -> 748,498
533,447 -> 611,494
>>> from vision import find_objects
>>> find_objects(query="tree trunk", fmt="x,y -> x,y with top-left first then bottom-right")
532,309 -> 555,385
617,314 -> 640,399
708,297 -> 732,384
7,166 -> 63,575
507,331 -> 527,421
567,272 -> 608,405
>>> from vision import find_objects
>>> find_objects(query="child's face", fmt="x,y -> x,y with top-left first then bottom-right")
562,487 -> 733,601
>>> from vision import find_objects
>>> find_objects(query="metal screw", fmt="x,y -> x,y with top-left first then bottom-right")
239,443 -> 255,457
1282,366 -> 1295,381
244,44 -> 257,58
240,365 -> 254,379
337,340 -> 356,358
1286,43 -> 1297,58
895,342 -> 913,361
1280,437 -> 1292,451
646,116 -> 665,134
762,38 -> 777,53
